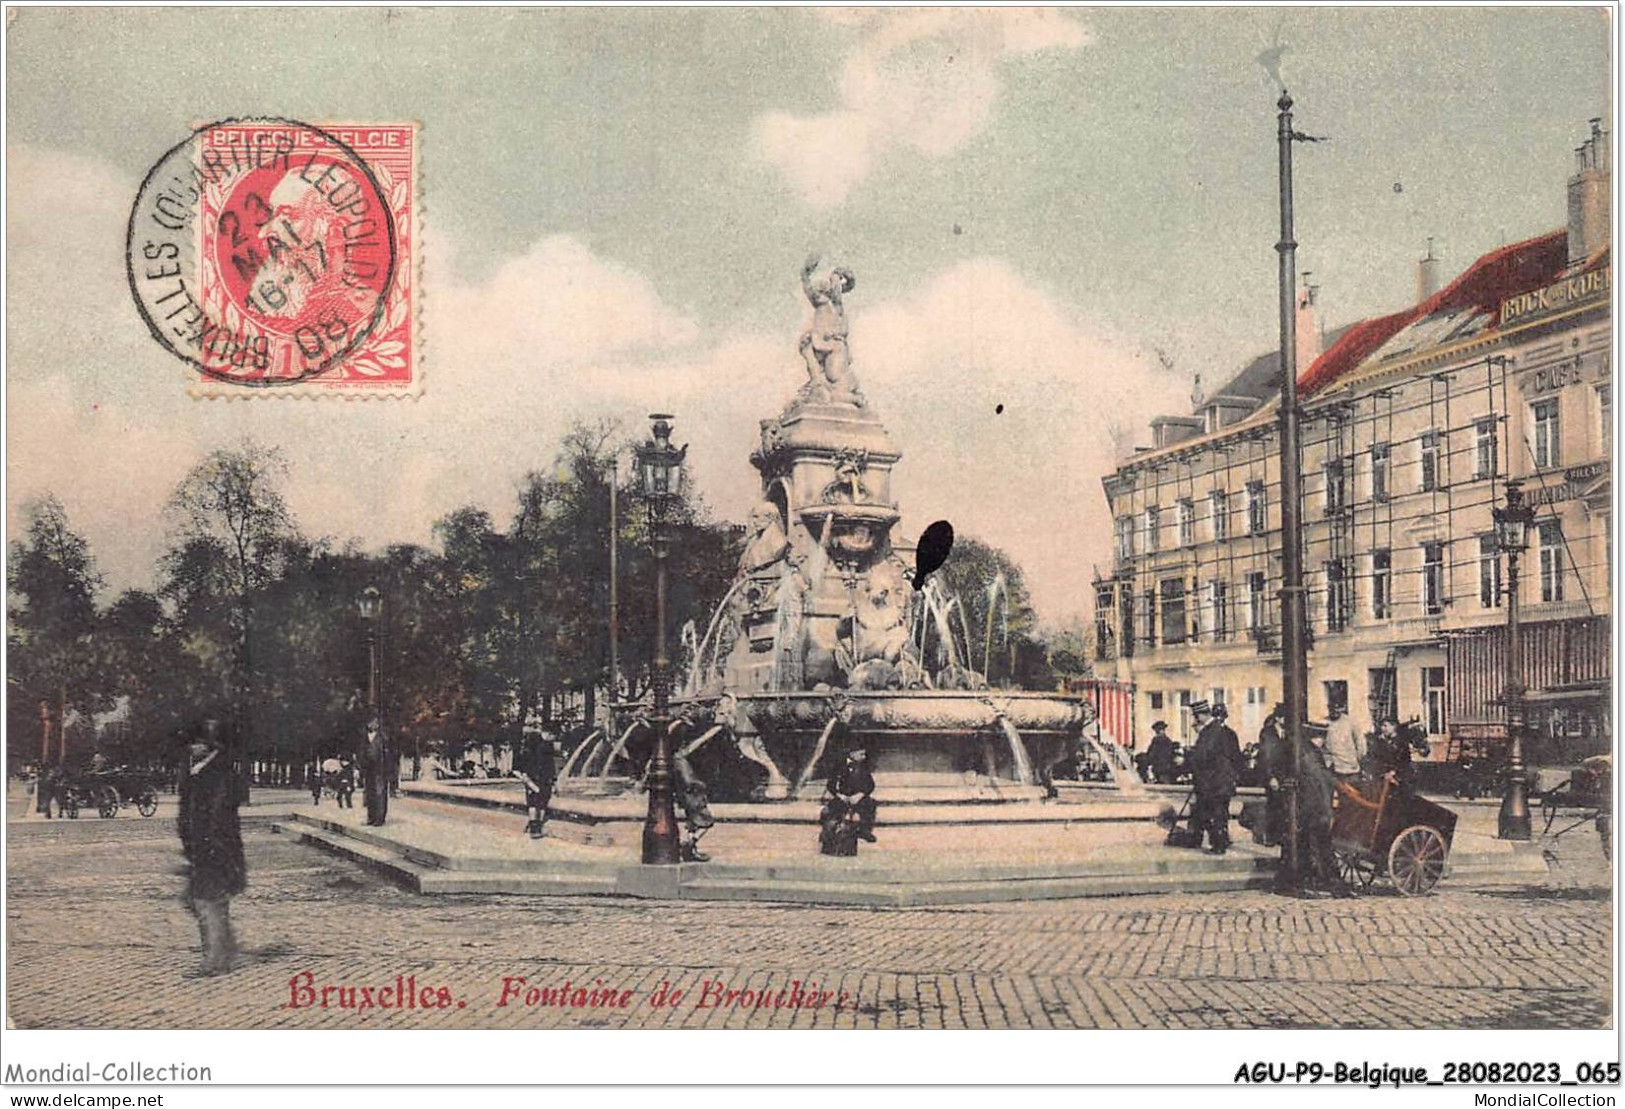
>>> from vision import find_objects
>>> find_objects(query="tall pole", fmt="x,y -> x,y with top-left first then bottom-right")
608,460 -> 620,708
1499,483 -> 1531,840
643,511 -> 682,864
1276,90 -> 1311,888
39,699 -> 50,766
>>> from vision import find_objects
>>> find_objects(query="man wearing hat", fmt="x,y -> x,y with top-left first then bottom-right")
1188,700 -> 1244,854
361,716 -> 390,827
1258,703 -> 1291,846
1145,720 -> 1177,785
824,747 -> 877,844
178,719 -> 248,976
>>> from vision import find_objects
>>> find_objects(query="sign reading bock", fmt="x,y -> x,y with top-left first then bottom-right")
1500,265 -> 1611,329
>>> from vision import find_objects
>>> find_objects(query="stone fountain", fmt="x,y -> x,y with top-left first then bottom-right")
562,259 -> 1133,806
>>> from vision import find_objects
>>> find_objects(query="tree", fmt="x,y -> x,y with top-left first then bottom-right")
163,441 -> 299,759
96,589 -> 207,765
934,535 -> 1050,690
7,496 -> 108,766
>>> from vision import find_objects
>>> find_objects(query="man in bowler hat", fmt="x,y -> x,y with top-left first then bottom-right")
178,719 -> 248,976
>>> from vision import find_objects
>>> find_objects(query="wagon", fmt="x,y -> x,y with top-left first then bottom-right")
1332,776 -> 1457,896
65,768 -> 161,818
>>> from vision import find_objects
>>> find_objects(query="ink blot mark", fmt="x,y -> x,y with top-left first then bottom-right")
995,403 -> 1004,414
913,520 -> 954,590
952,223 -> 963,236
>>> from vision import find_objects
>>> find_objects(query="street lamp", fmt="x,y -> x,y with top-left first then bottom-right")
1493,479 -> 1535,840
358,585 -> 382,718
635,413 -> 687,865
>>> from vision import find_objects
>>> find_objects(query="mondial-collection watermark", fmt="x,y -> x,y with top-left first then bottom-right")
3,1063 -> 212,1084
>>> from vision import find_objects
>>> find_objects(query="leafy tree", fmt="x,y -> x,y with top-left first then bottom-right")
7,496 -> 109,766
934,535 -> 1049,689
162,441 -> 299,758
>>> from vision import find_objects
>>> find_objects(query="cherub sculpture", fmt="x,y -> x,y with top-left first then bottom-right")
798,254 -> 863,407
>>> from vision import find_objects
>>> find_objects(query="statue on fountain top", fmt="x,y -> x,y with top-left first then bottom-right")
797,254 -> 864,408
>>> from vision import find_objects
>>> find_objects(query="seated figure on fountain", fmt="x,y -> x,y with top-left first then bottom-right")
738,501 -> 790,576
797,254 -> 864,408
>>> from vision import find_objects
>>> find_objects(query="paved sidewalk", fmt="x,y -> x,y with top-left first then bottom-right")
5,798 -> 1610,1030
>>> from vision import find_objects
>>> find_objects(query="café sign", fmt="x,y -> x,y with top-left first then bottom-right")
1501,266 -> 1611,327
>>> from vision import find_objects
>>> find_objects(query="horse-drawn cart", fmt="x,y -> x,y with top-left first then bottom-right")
1539,755 -> 1611,860
1332,777 -> 1457,896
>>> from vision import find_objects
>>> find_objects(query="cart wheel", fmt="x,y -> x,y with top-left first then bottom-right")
61,793 -> 79,820
137,789 -> 158,818
96,788 -> 119,819
1597,813 -> 1611,862
1335,850 -> 1376,892
1388,825 -> 1448,896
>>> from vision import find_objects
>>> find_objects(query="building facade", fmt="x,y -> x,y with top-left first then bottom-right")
1095,121 -> 1611,764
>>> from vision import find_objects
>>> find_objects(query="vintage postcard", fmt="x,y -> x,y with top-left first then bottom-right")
2,3 -> 1617,1095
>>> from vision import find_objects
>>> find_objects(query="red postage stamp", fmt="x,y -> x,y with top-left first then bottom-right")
128,119 -> 419,396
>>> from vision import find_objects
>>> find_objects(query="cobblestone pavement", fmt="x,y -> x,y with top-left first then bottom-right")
4,807 -> 1612,1030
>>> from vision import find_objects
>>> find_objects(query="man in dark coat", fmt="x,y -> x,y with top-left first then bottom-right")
1145,721 -> 1176,784
823,747 -> 877,848
1258,703 -> 1291,847
1368,716 -> 1425,794
518,731 -> 558,839
1296,726 -> 1353,897
178,720 -> 248,975
1187,701 -> 1244,854
361,717 -> 389,827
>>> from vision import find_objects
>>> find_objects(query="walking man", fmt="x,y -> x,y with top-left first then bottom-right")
178,719 -> 248,976
361,717 -> 389,827
518,730 -> 557,839
1322,703 -> 1365,782
1188,701 -> 1243,855
334,756 -> 356,809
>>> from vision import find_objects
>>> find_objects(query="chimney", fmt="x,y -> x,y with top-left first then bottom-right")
1567,118 -> 1611,266
1295,274 -> 1321,371
1417,237 -> 1441,303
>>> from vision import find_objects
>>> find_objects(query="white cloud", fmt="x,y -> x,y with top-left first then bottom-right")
754,8 -> 1091,208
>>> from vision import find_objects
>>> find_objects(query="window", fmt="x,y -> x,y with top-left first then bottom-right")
1094,585 -> 1115,660
1474,418 -> 1497,480
1478,534 -> 1502,609
1372,549 -> 1392,619
1114,516 -> 1133,561
1323,458 -> 1345,516
1246,481 -> 1267,535
1177,498 -> 1195,547
1539,521 -> 1564,602
1178,691 -> 1194,741
1423,666 -> 1447,736
1371,443 -> 1390,502
1209,580 -> 1229,642
1532,398 -> 1561,469
1210,489 -> 1229,541
1140,589 -> 1157,647
1600,384 -> 1612,455
1210,688 -> 1227,711
1247,571 -> 1267,631
1160,578 -> 1187,645
1324,558 -> 1350,631
1144,506 -> 1160,553
1323,680 -> 1349,717
1148,691 -> 1164,711
1423,542 -> 1445,615
1420,429 -> 1441,492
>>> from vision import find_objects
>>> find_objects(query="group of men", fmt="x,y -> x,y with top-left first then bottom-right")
1168,697 -> 1426,898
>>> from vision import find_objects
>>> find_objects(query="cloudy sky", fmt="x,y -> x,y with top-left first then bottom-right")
5,7 -> 1611,623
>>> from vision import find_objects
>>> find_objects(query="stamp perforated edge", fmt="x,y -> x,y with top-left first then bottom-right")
186,120 -> 423,401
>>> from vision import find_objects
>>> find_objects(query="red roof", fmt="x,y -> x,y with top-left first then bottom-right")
1296,230 -> 1595,397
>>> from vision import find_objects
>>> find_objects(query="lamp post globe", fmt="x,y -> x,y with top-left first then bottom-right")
635,413 -> 688,865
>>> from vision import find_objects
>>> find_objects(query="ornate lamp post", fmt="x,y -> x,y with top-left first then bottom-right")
636,414 -> 687,865
358,585 -> 382,721
1493,480 -> 1535,840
